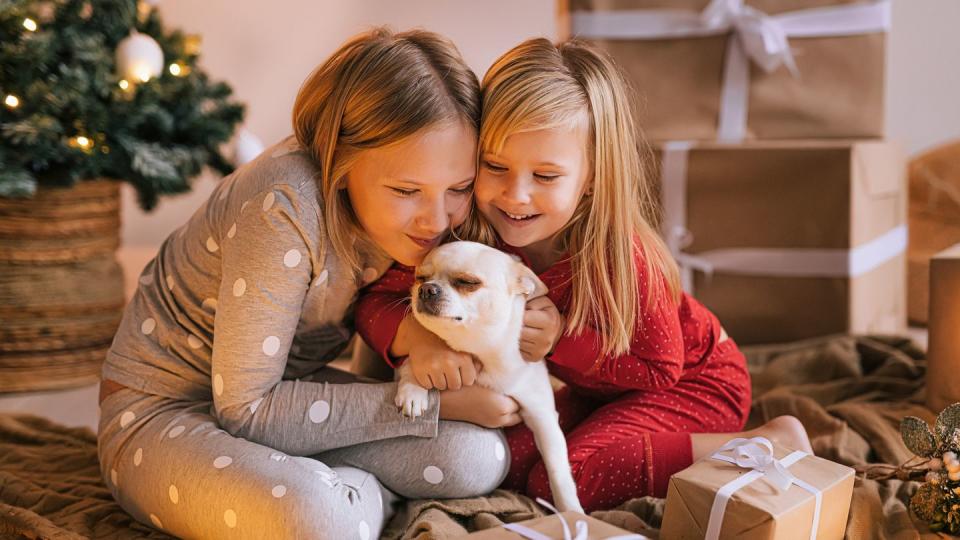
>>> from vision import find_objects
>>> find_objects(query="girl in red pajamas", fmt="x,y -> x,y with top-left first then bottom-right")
357,38 -> 813,512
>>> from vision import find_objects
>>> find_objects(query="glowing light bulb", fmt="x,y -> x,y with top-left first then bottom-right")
23,18 -> 37,31
135,66 -> 152,83
4,94 -> 19,108
118,79 -> 130,90
168,63 -> 182,76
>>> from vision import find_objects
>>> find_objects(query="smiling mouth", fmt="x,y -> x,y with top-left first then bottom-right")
499,208 -> 540,222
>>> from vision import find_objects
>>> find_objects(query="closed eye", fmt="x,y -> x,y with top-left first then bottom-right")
389,186 -> 418,197
482,160 -> 507,173
453,276 -> 482,291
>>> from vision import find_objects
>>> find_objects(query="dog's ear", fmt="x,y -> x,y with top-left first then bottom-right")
513,262 -> 548,299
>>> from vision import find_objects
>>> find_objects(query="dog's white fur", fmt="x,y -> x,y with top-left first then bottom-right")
395,241 -> 583,513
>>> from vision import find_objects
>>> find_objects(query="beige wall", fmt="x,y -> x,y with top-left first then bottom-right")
122,0 -> 960,255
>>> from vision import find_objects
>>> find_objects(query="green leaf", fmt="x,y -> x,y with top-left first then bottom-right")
935,403 -> 960,448
901,416 -> 937,457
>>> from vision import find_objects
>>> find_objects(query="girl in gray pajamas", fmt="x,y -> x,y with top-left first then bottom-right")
97,28 -> 514,539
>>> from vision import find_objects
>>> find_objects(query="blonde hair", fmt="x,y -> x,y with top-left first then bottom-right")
464,38 -> 681,357
293,28 -> 480,271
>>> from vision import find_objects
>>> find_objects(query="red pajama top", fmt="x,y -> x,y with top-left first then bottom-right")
356,243 -> 728,399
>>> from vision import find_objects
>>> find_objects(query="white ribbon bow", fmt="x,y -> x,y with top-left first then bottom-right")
502,498 -> 650,540
705,437 -> 822,540
700,0 -> 798,75
711,437 -> 797,491
572,0 -> 891,141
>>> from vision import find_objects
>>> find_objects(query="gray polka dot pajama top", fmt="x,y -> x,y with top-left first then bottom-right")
101,137 -> 441,454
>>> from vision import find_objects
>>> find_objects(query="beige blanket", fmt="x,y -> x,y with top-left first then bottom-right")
0,335 -> 943,539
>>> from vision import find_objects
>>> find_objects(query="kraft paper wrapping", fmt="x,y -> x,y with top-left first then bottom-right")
570,0 -> 887,142
660,442 -> 855,539
653,139 -> 907,345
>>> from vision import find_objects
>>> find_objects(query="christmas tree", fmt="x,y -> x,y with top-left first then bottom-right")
0,0 -> 244,210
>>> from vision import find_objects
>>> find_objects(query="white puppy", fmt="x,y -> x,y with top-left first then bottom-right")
395,241 -> 584,513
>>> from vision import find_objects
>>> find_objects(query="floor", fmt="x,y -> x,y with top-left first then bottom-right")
0,244 -> 933,433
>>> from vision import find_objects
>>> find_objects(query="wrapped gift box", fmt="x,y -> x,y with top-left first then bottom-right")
466,511 -> 646,539
906,140 -> 960,325
569,0 -> 889,142
927,243 -> 960,413
654,139 -> 906,345
660,439 -> 855,539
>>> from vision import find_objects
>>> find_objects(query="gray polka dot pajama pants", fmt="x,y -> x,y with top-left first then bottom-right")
98,385 -> 510,539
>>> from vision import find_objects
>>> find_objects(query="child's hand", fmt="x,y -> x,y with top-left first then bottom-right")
439,385 -> 522,428
407,326 -> 478,390
520,296 -> 564,362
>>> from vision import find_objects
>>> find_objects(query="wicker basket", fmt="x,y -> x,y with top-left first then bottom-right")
0,180 -> 124,392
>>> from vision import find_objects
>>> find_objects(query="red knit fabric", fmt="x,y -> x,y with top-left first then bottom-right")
355,243 -> 751,511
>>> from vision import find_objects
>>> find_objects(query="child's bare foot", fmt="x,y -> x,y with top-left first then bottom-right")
690,415 -> 815,461
748,415 -> 814,455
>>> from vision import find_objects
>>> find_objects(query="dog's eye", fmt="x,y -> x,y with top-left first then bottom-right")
453,278 -> 481,290
414,275 -> 427,283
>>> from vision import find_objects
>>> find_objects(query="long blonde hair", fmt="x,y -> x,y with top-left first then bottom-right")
464,38 -> 681,357
293,28 -> 480,272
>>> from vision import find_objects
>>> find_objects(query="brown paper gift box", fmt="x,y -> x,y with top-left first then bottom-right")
906,140 -> 960,325
927,243 -> 960,413
660,443 -> 855,539
654,140 -> 906,345
569,0 -> 887,142
465,511 -> 641,539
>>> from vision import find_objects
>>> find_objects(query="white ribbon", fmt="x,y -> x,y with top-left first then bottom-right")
572,0 -> 891,141
502,498 -> 650,540
706,437 -> 822,540
659,142 -> 907,294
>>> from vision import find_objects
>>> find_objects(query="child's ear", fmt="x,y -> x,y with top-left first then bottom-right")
513,262 -> 548,299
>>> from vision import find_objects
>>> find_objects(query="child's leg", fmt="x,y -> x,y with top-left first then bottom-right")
500,385 -> 600,491
313,418 -> 510,499
527,344 -> 753,511
99,388 -> 389,539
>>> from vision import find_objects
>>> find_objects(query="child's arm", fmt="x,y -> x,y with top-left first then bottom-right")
210,186 -> 439,455
548,256 -> 685,390
354,263 -> 415,367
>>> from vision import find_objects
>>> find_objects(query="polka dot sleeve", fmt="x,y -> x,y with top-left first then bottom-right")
211,186 -> 438,454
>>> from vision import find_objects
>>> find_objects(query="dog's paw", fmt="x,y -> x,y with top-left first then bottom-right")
395,381 -> 430,418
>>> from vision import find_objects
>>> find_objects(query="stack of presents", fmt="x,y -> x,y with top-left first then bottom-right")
473,0 -> 899,537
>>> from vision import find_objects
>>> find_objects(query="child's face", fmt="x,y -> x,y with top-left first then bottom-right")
475,120 -> 591,257
346,121 -> 476,267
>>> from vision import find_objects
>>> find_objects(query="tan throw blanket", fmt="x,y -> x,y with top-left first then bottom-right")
0,335 -> 943,539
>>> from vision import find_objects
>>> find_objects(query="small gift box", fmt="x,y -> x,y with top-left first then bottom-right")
466,500 -> 649,539
660,437 -> 855,539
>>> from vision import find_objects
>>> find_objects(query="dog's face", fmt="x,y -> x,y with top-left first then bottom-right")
411,241 -> 547,354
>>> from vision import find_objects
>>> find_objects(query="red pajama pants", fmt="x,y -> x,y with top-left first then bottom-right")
501,339 -> 751,512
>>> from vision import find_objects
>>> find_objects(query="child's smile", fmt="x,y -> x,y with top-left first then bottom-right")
475,118 -> 591,269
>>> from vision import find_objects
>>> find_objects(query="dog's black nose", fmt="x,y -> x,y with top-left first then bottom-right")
419,282 -> 441,301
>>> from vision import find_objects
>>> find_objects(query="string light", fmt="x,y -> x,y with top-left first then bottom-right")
23,18 -> 37,31
4,94 -> 19,108
69,135 -> 95,152
184,35 -> 202,56
118,79 -> 130,90
168,62 -> 190,77
134,66 -> 152,83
